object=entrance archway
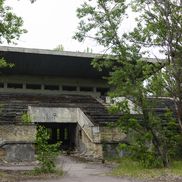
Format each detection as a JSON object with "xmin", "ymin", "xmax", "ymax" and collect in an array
[{"xmin": 38, "ymin": 122, "xmax": 77, "ymax": 150}]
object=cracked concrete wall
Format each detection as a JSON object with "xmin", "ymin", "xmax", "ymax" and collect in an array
[
  {"xmin": 99, "ymin": 127, "xmax": 126, "ymax": 143},
  {"xmin": 0, "ymin": 124, "xmax": 36, "ymax": 162},
  {"xmin": 0, "ymin": 124, "xmax": 36, "ymax": 143},
  {"xmin": 3, "ymin": 143, "xmax": 35, "ymax": 162}
]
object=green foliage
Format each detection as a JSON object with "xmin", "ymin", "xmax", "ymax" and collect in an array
[
  {"xmin": 54, "ymin": 44, "xmax": 64, "ymax": 51},
  {"xmin": 117, "ymin": 99, "xmax": 180, "ymax": 168},
  {"xmin": 111, "ymin": 157, "xmax": 182, "ymax": 179},
  {"xmin": 35, "ymin": 125, "xmax": 61, "ymax": 173},
  {"xmin": 21, "ymin": 112, "xmax": 31, "ymax": 124},
  {"xmin": 0, "ymin": 0, "xmax": 27, "ymax": 44},
  {"xmin": 74, "ymin": 0, "xmax": 182, "ymax": 168},
  {"xmin": 0, "ymin": 58, "xmax": 14, "ymax": 68},
  {"xmin": 0, "ymin": 0, "xmax": 28, "ymax": 69}
]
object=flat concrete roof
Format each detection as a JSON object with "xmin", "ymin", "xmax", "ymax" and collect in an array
[
  {"xmin": 0, "ymin": 46, "xmax": 108, "ymax": 79},
  {"xmin": 0, "ymin": 46, "xmax": 100, "ymax": 59},
  {"xmin": 0, "ymin": 46, "xmax": 164, "ymax": 79}
]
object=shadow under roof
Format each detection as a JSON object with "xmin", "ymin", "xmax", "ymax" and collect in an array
[{"xmin": 0, "ymin": 46, "xmax": 108, "ymax": 79}]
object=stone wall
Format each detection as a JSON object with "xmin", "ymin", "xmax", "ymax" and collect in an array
[{"xmin": 0, "ymin": 124, "xmax": 36, "ymax": 162}]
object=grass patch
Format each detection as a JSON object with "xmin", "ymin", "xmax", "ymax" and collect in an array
[
  {"xmin": 0, "ymin": 171, "xmax": 7, "ymax": 177},
  {"xmin": 0, "ymin": 168, "xmax": 63, "ymax": 182},
  {"xmin": 109, "ymin": 157, "xmax": 182, "ymax": 179},
  {"xmin": 171, "ymin": 161, "xmax": 182, "ymax": 176}
]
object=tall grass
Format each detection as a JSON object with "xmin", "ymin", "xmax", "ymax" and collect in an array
[{"xmin": 109, "ymin": 157, "xmax": 182, "ymax": 179}]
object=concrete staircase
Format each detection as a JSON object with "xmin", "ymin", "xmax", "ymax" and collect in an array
[{"xmin": 0, "ymin": 93, "xmax": 121, "ymax": 124}]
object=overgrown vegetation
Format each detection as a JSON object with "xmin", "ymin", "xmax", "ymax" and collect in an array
[
  {"xmin": 110, "ymin": 157, "xmax": 182, "ymax": 179},
  {"xmin": 74, "ymin": 0, "xmax": 182, "ymax": 168},
  {"xmin": 34, "ymin": 125, "xmax": 61, "ymax": 174},
  {"xmin": 21, "ymin": 112, "xmax": 32, "ymax": 124}
]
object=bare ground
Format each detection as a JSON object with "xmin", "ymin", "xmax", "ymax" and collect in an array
[{"xmin": 0, "ymin": 155, "xmax": 182, "ymax": 182}]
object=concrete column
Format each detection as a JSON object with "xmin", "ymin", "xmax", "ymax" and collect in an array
[
  {"xmin": 41, "ymin": 84, "xmax": 44, "ymax": 90},
  {"xmin": 4, "ymin": 83, "xmax": 7, "ymax": 89},
  {"xmin": 59, "ymin": 85, "xmax": 63, "ymax": 91},
  {"xmin": 22, "ymin": 83, "xmax": 26, "ymax": 89}
]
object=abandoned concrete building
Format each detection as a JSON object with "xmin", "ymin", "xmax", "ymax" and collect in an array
[{"xmin": 0, "ymin": 46, "xmax": 127, "ymax": 162}]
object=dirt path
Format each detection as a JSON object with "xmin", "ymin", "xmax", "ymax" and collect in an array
[
  {"xmin": 24, "ymin": 155, "xmax": 140, "ymax": 182},
  {"xmin": 1, "ymin": 155, "xmax": 181, "ymax": 182}
]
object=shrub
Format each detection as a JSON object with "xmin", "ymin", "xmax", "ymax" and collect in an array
[
  {"xmin": 35, "ymin": 125, "xmax": 61, "ymax": 173},
  {"xmin": 21, "ymin": 112, "xmax": 31, "ymax": 124}
]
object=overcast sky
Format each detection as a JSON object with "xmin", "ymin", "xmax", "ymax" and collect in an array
[
  {"xmin": 3, "ymin": 0, "xmax": 163, "ymax": 58},
  {"xmin": 4, "ymin": 0, "xmax": 103, "ymax": 52}
]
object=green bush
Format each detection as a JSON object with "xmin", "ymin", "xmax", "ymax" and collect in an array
[
  {"xmin": 35, "ymin": 125, "xmax": 61, "ymax": 173},
  {"xmin": 21, "ymin": 112, "xmax": 31, "ymax": 124}
]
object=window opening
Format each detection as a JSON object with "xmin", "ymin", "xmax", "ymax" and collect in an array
[
  {"xmin": 7, "ymin": 83, "xmax": 23, "ymax": 89},
  {"xmin": 47, "ymin": 128, "xmax": 52, "ymax": 138},
  {"xmin": 64, "ymin": 128, "xmax": 68, "ymax": 140},
  {"xmin": 0, "ymin": 83, "xmax": 4, "ymax": 88},
  {"xmin": 44, "ymin": 85, "xmax": 59, "ymax": 91},
  {"xmin": 80, "ymin": 86, "xmax": 93, "ymax": 92},
  {"xmin": 57, "ymin": 128, "xmax": 60, "ymax": 140},
  {"xmin": 62, "ymin": 85, "xmax": 77, "ymax": 91},
  {"xmin": 96, "ymin": 87, "xmax": 109, "ymax": 96},
  {"xmin": 26, "ymin": 84, "xmax": 41, "ymax": 90}
]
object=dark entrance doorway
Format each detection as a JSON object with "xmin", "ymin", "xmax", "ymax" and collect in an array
[{"xmin": 39, "ymin": 123, "xmax": 77, "ymax": 150}]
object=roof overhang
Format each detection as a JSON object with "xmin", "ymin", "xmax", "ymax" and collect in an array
[{"xmin": 0, "ymin": 46, "xmax": 108, "ymax": 79}]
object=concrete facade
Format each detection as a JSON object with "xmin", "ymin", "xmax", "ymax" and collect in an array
[
  {"xmin": 28, "ymin": 106, "xmax": 125, "ymax": 159},
  {"xmin": 0, "ymin": 46, "xmax": 125, "ymax": 162},
  {"xmin": 0, "ymin": 124, "xmax": 36, "ymax": 162},
  {"xmin": 0, "ymin": 75, "xmax": 108, "ymax": 97}
]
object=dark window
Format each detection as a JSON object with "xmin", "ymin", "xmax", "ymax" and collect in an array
[
  {"xmin": 79, "ymin": 130, "xmax": 82, "ymax": 139},
  {"xmin": 26, "ymin": 84, "xmax": 41, "ymax": 90},
  {"xmin": 7, "ymin": 83, "xmax": 23, "ymax": 89},
  {"xmin": 0, "ymin": 83, "xmax": 4, "ymax": 88},
  {"xmin": 64, "ymin": 128, "xmax": 68, "ymax": 140},
  {"xmin": 80, "ymin": 86, "xmax": 93, "ymax": 92},
  {"xmin": 57, "ymin": 128, "xmax": 60, "ymax": 140},
  {"xmin": 44, "ymin": 85, "xmax": 59, "ymax": 90},
  {"xmin": 96, "ymin": 87, "xmax": 109, "ymax": 96},
  {"xmin": 62, "ymin": 85, "xmax": 77, "ymax": 91}
]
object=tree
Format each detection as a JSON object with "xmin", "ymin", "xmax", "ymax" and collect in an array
[
  {"xmin": 0, "ymin": 0, "xmax": 27, "ymax": 44},
  {"xmin": 74, "ymin": 0, "xmax": 182, "ymax": 167},
  {"xmin": 0, "ymin": 0, "xmax": 28, "ymax": 67}
]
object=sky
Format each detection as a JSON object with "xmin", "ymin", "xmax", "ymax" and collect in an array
[
  {"xmin": 4, "ymin": 0, "xmax": 103, "ymax": 52},
  {"xmin": 2, "ymin": 0, "xmax": 163, "ymax": 58}
]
